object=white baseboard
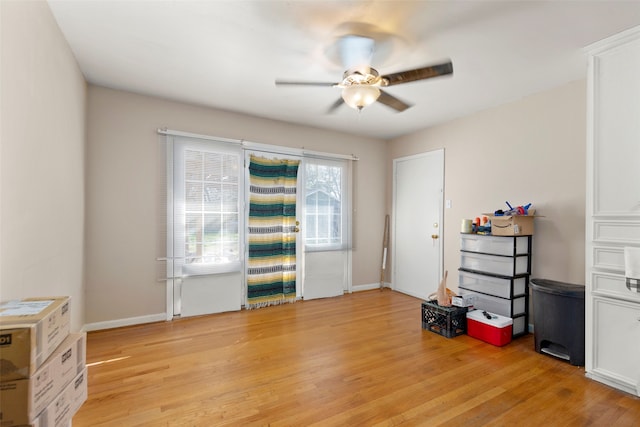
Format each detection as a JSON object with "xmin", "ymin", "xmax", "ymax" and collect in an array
[
  {"xmin": 82, "ymin": 286, "xmax": 387, "ymax": 331},
  {"xmin": 352, "ymin": 282, "xmax": 389, "ymax": 292},
  {"xmin": 82, "ymin": 313, "xmax": 167, "ymax": 332}
]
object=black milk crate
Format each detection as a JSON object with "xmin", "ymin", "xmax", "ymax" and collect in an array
[{"xmin": 421, "ymin": 300, "xmax": 468, "ymax": 338}]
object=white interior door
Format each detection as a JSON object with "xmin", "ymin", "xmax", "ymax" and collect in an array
[{"xmin": 392, "ymin": 150, "xmax": 444, "ymax": 300}]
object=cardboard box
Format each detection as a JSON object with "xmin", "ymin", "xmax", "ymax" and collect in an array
[
  {"xmin": 31, "ymin": 367, "xmax": 87, "ymax": 427},
  {"xmin": 452, "ymin": 294, "xmax": 477, "ymax": 308},
  {"xmin": 488, "ymin": 214, "xmax": 536, "ymax": 236},
  {"xmin": 466, "ymin": 309, "xmax": 513, "ymax": 347},
  {"xmin": 0, "ymin": 297, "xmax": 71, "ymax": 381},
  {"xmin": 0, "ymin": 332, "xmax": 86, "ymax": 425}
]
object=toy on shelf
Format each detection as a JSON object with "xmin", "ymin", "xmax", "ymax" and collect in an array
[
  {"xmin": 473, "ymin": 216, "xmax": 491, "ymax": 234},
  {"xmin": 494, "ymin": 201, "xmax": 531, "ymax": 216}
]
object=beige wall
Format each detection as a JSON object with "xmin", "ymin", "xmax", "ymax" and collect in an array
[
  {"xmin": 388, "ymin": 80, "xmax": 587, "ymax": 295},
  {"xmin": 0, "ymin": 1, "xmax": 86, "ymax": 330},
  {"xmin": 85, "ymin": 86, "xmax": 386, "ymax": 324}
]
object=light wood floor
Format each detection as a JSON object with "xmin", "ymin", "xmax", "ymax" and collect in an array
[{"xmin": 73, "ymin": 290, "xmax": 640, "ymax": 426}]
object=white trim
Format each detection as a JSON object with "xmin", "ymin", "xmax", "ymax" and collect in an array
[
  {"xmin": 584, "ymin": 24, "xmax": 640, "ymax": 55},
  {"xmin": 347, "ymin": 248, "xmax": 353, "ymax": 293},
  {"xmin": 158, "ymin": 128, "xmax": 241, "ymax": 145},
  {"xmin": 353, "ymin": 282, "xmax": 389, "ymax": 292},
  {"xmin": 182, "ymin": 261, "xmax": 242, "ymax": 276},
  {"xmin": 82, "ymin": 313, "xmax": 167, "ymax": 332},
  {"xmin": 165, "ymin": 137, "xmax": 174, "ymax": 321},
  {"xmin": 586, "ymin": 370, "xmax": 640, "ymax": 397},
  {"xmin": 157, "ymin": 128, "xmax": 359, "ymax": 161}
]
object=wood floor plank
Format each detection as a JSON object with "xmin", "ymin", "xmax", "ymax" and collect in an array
[{"xmin": 72, "ymin": 290, "xmax": 640, "ymax": 426}]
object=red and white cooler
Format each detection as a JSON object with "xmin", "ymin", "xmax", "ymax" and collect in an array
[{"xmin": 466, "ymin": 309, "xmax": 513, "ymax": 346}]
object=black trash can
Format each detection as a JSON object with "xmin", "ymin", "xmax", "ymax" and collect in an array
[{"xmin": 530, "ymin": 278, "xmax": 585, "ymax": 366}]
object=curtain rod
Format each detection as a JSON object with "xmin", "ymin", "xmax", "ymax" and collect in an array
[{"xmin": 157, "ymin": 128, "xmax": 359, "ymax": 161}]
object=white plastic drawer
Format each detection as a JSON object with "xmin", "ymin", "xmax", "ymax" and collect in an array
[
  {"xmin": 460, "ymin": 234, "xmax": 529, "ymax": 256},
  {"xmin": 460, "ymin": 252, "xmax": 529, "ymax": 276},
  {"xmin": 459, "ymin": 289, "xmax": 526, "ymax": 317},
  {"xmin": 459, "ymin": 270, "xmax": 527, "ymax": 298}
]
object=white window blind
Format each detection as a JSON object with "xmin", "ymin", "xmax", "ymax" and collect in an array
[
  {"xmin": 166, "ymin": 136, "xmax": 243, "ymax": 278},
  {"xmin": 182, "ymin": 149, "xmax": 240, "ymax": 269}
]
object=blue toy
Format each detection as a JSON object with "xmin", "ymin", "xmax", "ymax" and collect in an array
[{"xmin": 495, "ymin": 201, "xmax": 531, "ymax": 216}]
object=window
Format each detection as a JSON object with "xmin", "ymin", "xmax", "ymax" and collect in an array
[
  {"xmin": 304, "ymin": 158, "xmax": 349, "ymax": 250},
  {"xmin": 173, "ymin": 140, "xmax": 242, "ymax": 275}
]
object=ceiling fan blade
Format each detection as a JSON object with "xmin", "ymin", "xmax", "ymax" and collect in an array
[
  {"xmin": 381, "ymin": 61, "xmax": 453, "ymax": 86},
  {"xmin": 377, "ymin": 90, "xmax": 412, "ymax": 112},
  {"xmin": 327, "ymin": 98, "xmax": 344, "ymax": 113},
  {"xmin": 275, "ymin": 80, "xmax": 337, "ymax": 87}
]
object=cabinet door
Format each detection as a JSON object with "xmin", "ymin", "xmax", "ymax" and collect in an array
[
  {"xmin": 590, "ymin": 297, "xmax": 640, "ymax": 396},
  {"xmin": 591, "ymin": 36, "xmax": 640, "ymax": 216}
]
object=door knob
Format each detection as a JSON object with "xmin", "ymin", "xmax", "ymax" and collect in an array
[
  {"xmin": 294, "ymin": 226, "xmax": 300, "ymax": 233},
  {"xmin": 431, "ymin": 234, "xmax": 439, "ymax": 239}
]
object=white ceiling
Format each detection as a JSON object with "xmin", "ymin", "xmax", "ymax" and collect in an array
[{"xmin": 48, "ymin": 0, "xmax": 640, "ymax": 140}]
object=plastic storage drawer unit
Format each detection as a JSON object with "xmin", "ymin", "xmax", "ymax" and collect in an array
[{"xmin": 459, "ymin": 234, "xmax": 532, "ymax": 339}]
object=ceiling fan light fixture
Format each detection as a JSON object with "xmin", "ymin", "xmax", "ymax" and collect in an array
[{"xmin": 341, "ymin": 85, "xmax": 381, "ymax": 111}]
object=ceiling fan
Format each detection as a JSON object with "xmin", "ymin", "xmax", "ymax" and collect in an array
[{"xmin": 275, "ymin": 35, "xmax": 453, "ymax": 113}]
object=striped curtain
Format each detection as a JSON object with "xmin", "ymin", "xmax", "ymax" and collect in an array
[{"xmin": 247, "ymin": 155, "xmax": 300, "ymax": 308}]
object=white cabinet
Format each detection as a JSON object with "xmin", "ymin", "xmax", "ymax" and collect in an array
[
  {"xmin": 585, "ymin": 25, "xmax": 640, "ymax": 397},
  {"xmin": 590, "ymin": 297, "xmax": 640, "ymax": 396}
]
